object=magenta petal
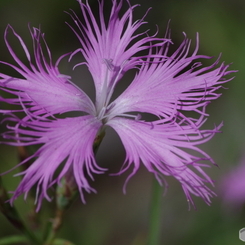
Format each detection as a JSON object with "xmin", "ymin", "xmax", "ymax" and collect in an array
[
  {"xmin": 111, "ymin": 34, "xmax": 235, "ymax": 118},
  {"xmin": 107, "ymin": 116, "xmax": 220, "ymax": 208},
  {"xmin": 68, "ymin": 0, "xmax": 168, "ymax": 106},
  {"xmin": 5, "ymin": 115, "xmax": 104, "ymax": 210},
  {"xmin": 0, "ymin": 25, "xmax": 95, "ymax": 116}
]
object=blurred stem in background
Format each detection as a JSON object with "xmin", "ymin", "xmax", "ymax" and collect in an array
[
  {"xmin": 147, "ymin": 178, "xmax": 163, "ymax": 245},
  {"xmin": 43, "ymin": 177, "xmax": 78, "ymax": 245}
]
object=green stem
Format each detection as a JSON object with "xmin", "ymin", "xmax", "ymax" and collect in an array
[
  {"xmin": 0, "ymin": 177, "xmax": 41, "ymax": 245},
  {"xmin": 42, "ymin": 209, "xmax": 65, "ymax": 245},
  {"xmin": 147, "ymin": 178, "xmax": 162, "ymax": 245}
]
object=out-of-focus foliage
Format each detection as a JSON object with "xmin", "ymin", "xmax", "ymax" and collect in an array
[{"xmin": 0, "ymin": 0, "xmax": 244, "ymax": 244}]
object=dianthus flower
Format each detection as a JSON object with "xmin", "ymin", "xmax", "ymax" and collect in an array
[{"xmin": 0, "ymin": 0, "xmax": 235, "ymax": 210}]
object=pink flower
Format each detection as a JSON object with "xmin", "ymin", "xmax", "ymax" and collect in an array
[
  {"xmin": 220, "ymin": 155, "xmax": 245, "ymax": 209},
  {"xmin": 0, "ymin": 0, "xmax": 235, "ymax": 210}
]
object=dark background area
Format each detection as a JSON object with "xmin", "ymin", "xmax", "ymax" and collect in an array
[{"xmin": 0, "ymin": 0, "xmax": 244, "ymax": 244}]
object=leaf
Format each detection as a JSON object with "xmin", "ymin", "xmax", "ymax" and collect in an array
[
  {"xmin": 53, "ymin": 238, "xmax": 76, "ymax": 245},
  {"xmin": 0, "ymin": 235, "xmax": 28, "ymax": 244}
]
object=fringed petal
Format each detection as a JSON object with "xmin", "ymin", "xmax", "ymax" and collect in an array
[
  {"xmin": 2, "ymin": 115, "xmax": 104, "ymax": 210},
  {"xmin": 0, "ymin": 25, "xmax": 95, "ymax": 117},
  {"xmin": 67, "ymin": 0, "xmax": 169, "ymax": 107},
  {"xmin": 111, "ymin": 34, "xmax": 236, "ymax": 119},
  {"xmin": 107, "ymin": 115, "xmax": 222, "ymax": 208}
]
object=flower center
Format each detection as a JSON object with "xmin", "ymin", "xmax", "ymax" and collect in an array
[{"xmin": 95, "ymin": 59, "xmax": 142, "ymax": 124}]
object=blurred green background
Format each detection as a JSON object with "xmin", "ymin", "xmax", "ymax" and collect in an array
[{"xmin": 0, "ymin": 0, "xmax": 245, "ymax": 244}]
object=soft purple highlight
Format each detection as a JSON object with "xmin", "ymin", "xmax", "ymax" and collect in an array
[{"xmin": 220, "ymin": 155, "xmax": 245, "ymax": 209}]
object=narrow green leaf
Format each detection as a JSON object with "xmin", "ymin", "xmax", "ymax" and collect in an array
[
  {"xmin": 0, "ymin": 235, "xmax": 28, "ymax": 244},
  {"xmin": 0, "ymin": 177, "xmax": 41, "ymax": 245}
]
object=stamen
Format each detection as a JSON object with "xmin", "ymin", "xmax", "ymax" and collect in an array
[
  {"xmin": 104, "ymin": 59, "xmax": 129, "ymax": 107},
  {"xmin": 96, "ymin": 59, "xmax": 130, "ymax": 123},
  {"xmin": 106, "ymin": 102, "xmax": 115, "ymax": 111},
  {"xmin": 105, "ymin": 111, "xmax": 143, "ymax": 123},
  {"xmin": 96, "ymin": 106, "xmax": 106, "ymax": 121},
  {"xmin": 103, "ymin": 59, "xmax": 114, "ymax": 71},
  {"xmin": 135, "ymin": 114, "xmax": 141, "ymax": 121}
]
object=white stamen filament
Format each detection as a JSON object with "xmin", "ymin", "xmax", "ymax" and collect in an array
[
  {"xmin": 96, "ymin": 59, "xmax": 135, "ymax": 123},
  {"xmin": 104, "ymin": 60, "xmax": 127, "ymax": 107},
  {"xmin": 96, "ymin": 60, "xmax": 111, "ymax": 113}
]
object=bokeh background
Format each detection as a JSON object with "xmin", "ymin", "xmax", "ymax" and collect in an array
[{"xmin": 0, "ymin": 0, "xmax": 244, "ymax": 244}]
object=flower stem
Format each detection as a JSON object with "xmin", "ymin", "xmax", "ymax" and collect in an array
[
  {"xmin": 43, "ymin": 209, "xmax": 65, "ymax": 245},
  {"xmin": 147, "ymin": 178, "xmax": 162, "ymax": 245}
]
